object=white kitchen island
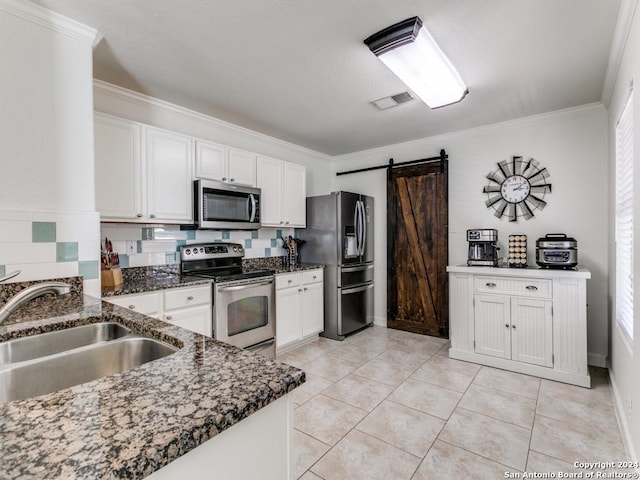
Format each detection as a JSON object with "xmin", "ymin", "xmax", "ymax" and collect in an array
[{"xmin": 447, "ymin": 265, "xmax": 591, "ymax": 388}]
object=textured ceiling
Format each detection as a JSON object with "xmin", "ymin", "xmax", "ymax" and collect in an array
[{"xmin": 33, "ymin": 0, "xmax": 622, "ymax": 155}]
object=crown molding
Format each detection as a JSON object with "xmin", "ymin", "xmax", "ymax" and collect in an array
[
  {"xmin": 601, "ymin": 0, "xmax": 638, "ymax": 107},
  {"xmin": 333, "ymin": 103, "xmax": 606, "ymax": 163},
  {"xmin": 0, "ymin": 0, "xmax": 99, "ymax": 47},
  {"xmin": 93, "ymin": 80, "xmax": 332, "ymax": 160}
]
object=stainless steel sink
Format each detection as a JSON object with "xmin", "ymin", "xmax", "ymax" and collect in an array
[
  {"xmin": 0, "ymin": 322, "xmax": 132, "ymax": 365},
  {"xmin": 0, "ymin": 324, "xmax": 178, "ymax": 403}
]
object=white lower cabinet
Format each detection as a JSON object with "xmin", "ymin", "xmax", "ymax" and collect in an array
[
  {"xmin": 275, "ymin": 269, "xmax": 323, "ymax": 352},
  {"xmin": 447, "ymin": 266, "xmax": 591, "ymax": 387},
  {"xmin": 104, "ymin": 284, "xmax": 212, "ymax": 337}
]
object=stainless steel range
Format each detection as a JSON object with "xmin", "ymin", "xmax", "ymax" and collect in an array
[{"xmin": 179, "ymin": 242, "xmax": 275, "ymax": 358}]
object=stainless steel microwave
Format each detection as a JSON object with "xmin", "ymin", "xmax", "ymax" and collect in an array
[{"xmin": 194, "ymin": 179, "xmax": 261, "ymax": 230}]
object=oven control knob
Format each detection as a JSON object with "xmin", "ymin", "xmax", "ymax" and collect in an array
[
  {"xmin": 185, "ymin": 249, "xmax": 191, "ymax": 255},
  {"xmin": 233, "ymin": 246, "xmax": 238, "ymax": 252}
]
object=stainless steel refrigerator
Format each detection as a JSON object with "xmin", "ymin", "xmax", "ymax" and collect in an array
[{"xmin": 297, "ymin": 191, "xmax": 374, "ymax": 340}]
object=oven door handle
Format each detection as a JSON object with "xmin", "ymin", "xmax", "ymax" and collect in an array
[
  {"xmin": 217, "ymin": 280, "xmax": 274, "ymax": 292},
  {"xmin": 340, "ymin": 283, "xmax": 374, "ymax": 295},
  {"xmin": 245, "ymin": 337, "xmax": 275, "ymax": 352}
]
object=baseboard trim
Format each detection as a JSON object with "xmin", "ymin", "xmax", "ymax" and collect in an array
[{"xmin": 609, "ymin": 369, "xmax": 637, "ymax": 460}]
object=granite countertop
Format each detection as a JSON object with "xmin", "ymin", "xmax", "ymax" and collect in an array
[
  {"xmin": 101, "ymin": 266, "xmax": 210, "ymax": 297},
  {"xmin": 0, "ymin": 293, "xmax": 305, "ymax": 479}
]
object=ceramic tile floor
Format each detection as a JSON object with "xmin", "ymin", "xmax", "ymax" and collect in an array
[{"xmin": 277, "ymin": 326, "xmax": 628, "ymax": 480}]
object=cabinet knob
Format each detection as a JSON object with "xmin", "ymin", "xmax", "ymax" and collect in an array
[
  {"xmin": 512, "ymin": 325, "xmax": 517, "ymax": 329},
  {"xmin": 166, "ymin": 315, "xmax": 173, "ymax": 321},
  {"xmin": 525, "ymin": 285, "xmax": 538, "ymax": 291},
  {"xmin": 136, "ymin": 214, "xmax": 143, "ymax": 218},
  {"xmin": 313, "ymin": 275, "xmax": 317, "ymax": 280},
  {"xmin": 230, "ymin": 178, "xmax": 235, "ymax": 182},
  {"xmin": 288, "ymin": 279, "xmax": 292, "ymax": 284},
  {"xmin": 128, "ymin": 305, "xmax": 136, "ymax": 310},
  {"xmin": 285, "ymin": 221, "xmax": 290, "ymax": 225},
  {"xmin": 280, "ymin": 221, "xmax": 284, "ymax": 224},
  {"xmin": 187, "ymin": 296, "xmax": 194, "ymax": 301},
  {"xmin": 222, "ymin": 177, "xmax": 227, "ymax": 181},
  {"xmin": 486, "ymin": 282, "xmax": 497, "ymax": 288},
  {"xmin": 505, "ymin": 324, "xmax": 509, "ymax": 328},
  {"xmin": 303, "ymin": 287, "xmax": 308, "ymax": 291},
  {"xmin": 298, "ymin": 288, "xmax": 303, "ymax": 293},
  {"xmin": 149, "ymin": 214, "xmax": 156, "ymax": 219}
]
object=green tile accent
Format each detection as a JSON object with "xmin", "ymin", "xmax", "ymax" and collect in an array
[
  {"xmin": 32, "ymin": 222, "xmax": 56, "ymax": 242},
  {"xmin": 78, "ymin": 261, "xmax": 99, "ymax": 280},
  {"xmin": 251, "ymin": 230, "xmax": 259, "ymax": 239},
  {"xmin": 142, "ymin": 227, "xmax": 154, "ymax": 240},
  {"xmin": 276, "ymin": 229, "xmax": 283, "ymax": 238},
  {"xmin": 136, "ymin": 241, "xmax": 142, "ymax": 253},
  {"xmin": 244, "ymin": 239, "xmax": 252, "ymax": 248},
  {"xmin": 270, "ymin": 238, "xmax": 277, "ymax": 247},
  {"xmin": 165, "ymin": 253, "xmax": 177, "ymax": 264},
  {"xmin": 56, "ymin": 242, "xmax": 78, "ymax": 262},
  {"xmin": 119, "ymin": 254, "xmax": 130, "ymax": 267},
  {"xmin": 0, "ymin": 265, "xmax": 5, "ymax": 278},
  {"xmin": 222, "ymin": 231, "xmax": 230, "ymax": 240},
  {"xmin": 186, "ymin": 230, "xmax": 196, "ymax": 240},
  {"xmin": 264, "ymin": 248, "xmax": 271, "ymax": 256},
  {"xmin": 176, "ymin": 240, "xmax": 186, "ymax": 251},
  {"xmin": 214, "ymin": 239, "xmax": 222, "ymax": 243}
]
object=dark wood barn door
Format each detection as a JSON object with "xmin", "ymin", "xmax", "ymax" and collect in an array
[{"xmin": 387, "ymin": 161, "xmax": 449, "ymax": 338}]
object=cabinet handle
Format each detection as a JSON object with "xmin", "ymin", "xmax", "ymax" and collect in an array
[
  {"xmin": 149, "ymin": 214, "xmax": 156, "ymax": 219},
  {"xmin": 303, "ymin": 287, "xmax": 308, "ymax": 291},
  {"xmin": 526, "ymin": 285, "xmax": 538, "ymax": 291},
  {"xmin": 512, "ymin": 325, "xmax": 516, "ymax": 329},
  {"xmin": 166, "ymin": 315, "xmax": 173, "ymax": 321},
  {"xmin": 288, "ymin": 279, "xmax": 292, "ymax": 284},
  {"xmin": 312, "ymin": 275, "xmax": 317, "ymax": 280},
  {"xmin": 128, "ymin": 305, "xmax": 136, "ymax": 310},
  {"xmin": 486, "ymin": 282, "xmax": 497, "ymax": 288},
  {"xmin": 136, "ymin": 214, "xmax": 143, "ymax": 218},
  {"xmin": 505, "ymin": 324, "xmax": 509, "ymax": 328},
  {"xmin": 230, "ymin": 178, "xmax": 235, "ymax": 182},
  {"xmin": 222, "ymin": 177, "xmax": 227, "ymax": 181},
  {"xmin": 285, "ymin": 221, "xmax": 290, "ymax": 225},
  {"xmin": 187, "ymin": 296, "xmax": 194, "ymax": 301},
  {"xmin": 280, "ymin": 221, "xmax": 284, "ymax": 225},
  {"xmin": 298, "ymin": 288, "xmax": 303, "ymax": 293}
]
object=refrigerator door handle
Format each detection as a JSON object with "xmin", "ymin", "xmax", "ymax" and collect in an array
[
  {"xmin": 360, "ymin": 200, "xmax": 367, "ymax": 257},
  {"xmin": 354, "ymin": 201, "xmax": 361, "ymax": 256},
  {"xmin": 357, "ymin": 200, "xmax": 364, "ymax": 256},
  {"xmin": 341, "ymin": 283, "xmax": 374, "ymax": 295}
]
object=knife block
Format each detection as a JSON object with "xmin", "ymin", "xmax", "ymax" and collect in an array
[{"xmin": 101, "ymin": 267, "xmax": 123, "ymax": 288}]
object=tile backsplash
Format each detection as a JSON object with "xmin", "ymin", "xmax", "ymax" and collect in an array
[
  {"xmin": 0, "ymin": 209, "xmax": 101, "ymax": 296},
  {"xmin": 100, "ymin": 224, "xmax": 294, "ymax": 268}
]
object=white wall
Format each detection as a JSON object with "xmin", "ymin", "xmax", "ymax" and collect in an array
[
  {"xmin": 332, "ymin": 104, "xmax": 609, "ymax": 366},
  {"xmin": 606, "ymin": 0, "xmax": 640, "ymax": 462},
  {"xmin": 0, "ymin": 0, "xmax": 101, "ymax": 296},
  {"xmin": 93, "ymin": 81, "xmax": 334, "ymax": 197}
]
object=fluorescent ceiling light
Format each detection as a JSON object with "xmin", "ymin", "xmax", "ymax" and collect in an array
[{"xmin": 364, "ymin": 16, "xmax": 468, "ymax": 109}]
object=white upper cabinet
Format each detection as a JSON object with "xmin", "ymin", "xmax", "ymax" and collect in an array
[
  {"xmin": 195, "ymin": 140, "xmax": 256, "ymax": 187},
  {"xmin": 256, "ymin": 155, "xmax": 306, "ymax": 228},
  {"xmin": 94, "ymin": 114, "xmax": 143, "ymax": 219},
  {"xmin": 145, "ymin": 127, "xmax": 194, "ymax": 223},
  {"xmin": 94, "ymin": 113, "xmax": 194, "ymax": 224}
]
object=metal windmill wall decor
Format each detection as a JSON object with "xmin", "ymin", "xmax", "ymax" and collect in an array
[{"xmin": 483, "ymin": 156, "xmax": 552, "ymax": 222}]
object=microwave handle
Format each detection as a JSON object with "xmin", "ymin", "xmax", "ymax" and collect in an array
[{"xmin": 248, "ymin": 194, "xmax": 257, "ymax": 222}]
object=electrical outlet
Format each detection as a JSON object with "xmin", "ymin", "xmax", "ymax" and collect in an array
[{"xmin": 125, "ymin": 241, "xmax": 137, "ymax": 255}]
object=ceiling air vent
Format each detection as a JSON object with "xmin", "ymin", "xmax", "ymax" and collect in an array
[{"xmin": 371, "ymin": 91, "xmax": 415, "ymax": 110}]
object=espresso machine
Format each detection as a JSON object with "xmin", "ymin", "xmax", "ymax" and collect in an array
[{"xmin": 467, "ymin": 229, "xmax": 499, "ymax": 266}]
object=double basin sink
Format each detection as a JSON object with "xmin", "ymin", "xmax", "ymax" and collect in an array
[{"xmin": 0, "ymin": 322, "xmax": 178, "ymax": 403}]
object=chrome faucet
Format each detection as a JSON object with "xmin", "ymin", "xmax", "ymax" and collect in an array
[{"xmin": 0, "ymin": 281, "xmax": 71, "ymax": 324}]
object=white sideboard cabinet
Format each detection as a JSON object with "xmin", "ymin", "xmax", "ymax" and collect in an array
[{"xmin": 447, "ymin": 266, "xmax": 591, "ymax": 387}]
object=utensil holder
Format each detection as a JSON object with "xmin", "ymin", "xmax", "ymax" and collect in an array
[{"xmin": 101, "ymin": 268, "xmax": 123, "ymax": 288}]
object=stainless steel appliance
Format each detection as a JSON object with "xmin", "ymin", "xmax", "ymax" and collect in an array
[
  {"xmin": 179, "ymin": 242, "xmax": 276, "ymax": 357},
  {"xmin": 467, "ymin": 229, "xmax": 499, "ymax": 266},
  {"xmin": 297, "ymin": 191, "xmax": 374, "ymax": 340},
  {"xmin": 194, "ymin": 179, "xmax": 261, "ymax": 230},
  {"xmin": 536, "ymin": 233, "xmax": 578, "ymax": 269}
]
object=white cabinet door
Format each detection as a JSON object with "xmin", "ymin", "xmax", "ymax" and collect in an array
[
  {"xmin": 474, "ymin": 294, "xmax": 511, "ymax": 359},
  {"xmin": 257, "ymin": 155, "xmax": 284, "ymax": 226},
  {"xmin": 302, "ymin": 281, "xmax": 324, "ymax": 337},
  {"xmin": 510, "ymin": 298, "xmax": 553, "ymax": 367},
  {"xmin": 228, "ymin": 147, "xmax": 256, "ymax": 186},
  {"xmin": 195, "ymin": 140, "xmax": 227, "ymax": 181},
  {"xmin": 284, "ymin": 162, "xmax": 306, "ymax": 227},
  {"xmin": 94, "ymin": 114, "xmax": 143, "ymax": 220},
  {"xmin": 276, "ymin": 286, "xmax": 302, "ymax": 348},
  {"xmin": 104, "ymin": 291, "xmax": 161, "ymax": 316},
  {"xmin": 164, "ymin": 305, "xmax": 212, "ymax": 337},
  {"xmin": 146, "ymin": 127, "xmax": 194, "ymax": 223}
]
